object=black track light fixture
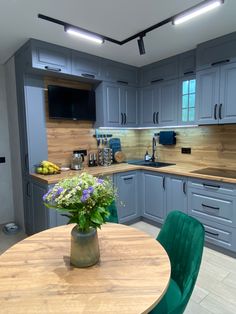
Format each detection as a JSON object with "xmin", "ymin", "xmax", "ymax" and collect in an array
[{"xmin": 137, "ymin": 36, "xmax": 146, "ymax": 55}]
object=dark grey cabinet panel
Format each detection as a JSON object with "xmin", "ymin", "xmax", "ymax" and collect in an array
[
  {"xmin": 142, "ymin": 171, "xmax": 165, "ymax": 223},
  {"xmin": 166, "ymin": 176, "xmax": 187, "ymax": 214},
  {"xmin": 106, "ymin": 84, "xmax": 121, "ymax": 126},
  {"xmin": 102, "ymin": 60, "xmax": 138, "ymax": 85},
  {"xmin": 121, "ymin": 86, "xmax": 138, "ymax": 127},
  {"xmin": 71, "ymin": 51, "xmax": 102, "ymax": 79},
  {"xmin": 140, "ymin": 85, "xmax": 159, "ymax": 126},
  {"xmin": 140, "ymin": 56, "xmax": 178, "ymax": 86},
  {"xmin": 196, "ymin": 67, "xmax": 220, "ymax": 125},
  {"xmin": 31, "ymin": 40, "xmax": 71, "ymax": 74},
  {"xmin": 31, "ymin": 181, "xmax": 48, "ymax": 234},
  {"xmin": 179, "ymin": 49, "xmax": 196, "ymax": 77},
  {"xmin": 159, "ymin": 79, "xmax": 178, "ymax": 126},
  {"xmin": 196, "ymin": 31, "xmax": 236, "ymax": 70},
  {"xmin": 114, "ymin": 171, "xmax": 139, "ymax": 223}
]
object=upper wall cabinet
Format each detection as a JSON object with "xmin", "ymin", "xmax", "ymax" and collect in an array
[
  {"xmin": 31, "ymin": 40, "xmax": 72, "ymax": 74},
  {"xmin": 196, "ymin": 32, "xmax": 236, "ymax": 70},
  {"xmin": 140, "ymin": 55, "xmax": 178, "ymax": 86},
  {"xmin": 71, "ymin": 51, "xmax": 103, "ymax": 80},
  {"xmin": 196, "ymin": 62, "xmax": 236, "ymax": 125},
  {"xmin": 178, "ymin": 49, "xmax": 196, "ymax": 77},
  {"xmin": 101, "ymin": 60, "xmax": 138, "ymax": 86}
]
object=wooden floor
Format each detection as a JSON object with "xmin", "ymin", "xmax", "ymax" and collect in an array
[{"xmin": 1, "ymin": 222, "xmax": 236, "ymax": 313}]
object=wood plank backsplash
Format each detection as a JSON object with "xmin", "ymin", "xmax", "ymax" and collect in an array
[{"xmin": 45, "ymin": 77, "xmax": 236, "ymax": 168}]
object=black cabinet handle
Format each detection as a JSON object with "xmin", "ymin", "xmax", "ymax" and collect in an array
[
  {"xmin": 117, "ymin": 80, "xmax": 128, "ymax": 85},
  {"xmin": 205, "ymin": 230, "xmax": 219, "ymax": 237},
  {"xmin": 156, "ymin": 112, "xmax": 159, "ymax": 124},
  {"xmin": 202, "ymin": 203, "xmax": 220, "ymax": 210},
  {"xmin": 162, "ymin": 177, "xmax": 166, "ymax": 190},
  {"xmin": 183, "ymin": 181, "xmax": 187, "ymax": 194},
  {"xmin": 211, "ymin": 59, "xmax": 230, "ymax": 67},
  {"xmin": 214, "ymin": 104, "xmax": 218, "ymax": 120},
  {"xmin": 121, "ymin": 113, "xmax": 124, "ymax": 125},
  {"xmin": 124, "ymin": 113, "xmax": 127, "ymax": 125},
  {"xmin": 184, "ymin": 70, "xmax": 194, "ymax": 75},
  {"xmin": 26, "ymin": 182, "xmax": 31, "ymax": 197},
  {"xmin": 81, "ymin": 73, "xmax": 95, "ymax": 79},
  {"xmin": 153, "ymin": 112, "xmax": 156, "ymax": 124},
  {"xmin": 44, "ymin": 66, "xmax": 61, "ymax": 72},
  {"xmin": 219, "ymin": 103, "xmax": 223, "ymax": 120},
  {"xmin": 151, "ymin": 78, "xmax": 164, "ymax": 84},
  {"xmin": 203, "ymin": 183, "xmax": 220, "ymax": 189},
  {"xmin": 124, "ymin": 177, "xmax": 133, "ymax": 181}
]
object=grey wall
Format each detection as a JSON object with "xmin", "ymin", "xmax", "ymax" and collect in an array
[
  {"xmin": 0, "ymin": 65, "xmax": 14, "ymax": 224},
  {"xmin": 4, "ymin": 58, "xmax": 24, "ymax": 229}
]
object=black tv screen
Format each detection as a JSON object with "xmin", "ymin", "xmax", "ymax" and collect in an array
[{"xmin": 47, "ymin": 85, "xmax": 96, "ymax": 121}]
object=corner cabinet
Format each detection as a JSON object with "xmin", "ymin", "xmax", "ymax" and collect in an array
[
  {"xmin": 114, "ymin": 171, "xmax": 140, "ymax": 223},
  {"xmin": 196, "ymin": 62, "xmax": 236, "ymax": 125},
  {"xmin": 95, "ymin": 82, "xmax": 138, "ymax": 128}
]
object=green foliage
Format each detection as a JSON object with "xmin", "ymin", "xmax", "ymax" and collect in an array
[{"xmin": 43, "ymin": 173, "xmax": 116, "ymax": 232}]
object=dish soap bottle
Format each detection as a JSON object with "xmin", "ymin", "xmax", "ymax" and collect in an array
[{"xmin": 144, "ymin": 150, "xmax": 151, "ymax": 161}]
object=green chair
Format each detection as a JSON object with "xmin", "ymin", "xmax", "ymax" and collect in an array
[
  {"xmin": 150, "ymin": 211, "xmax": 205, "ymax": 314},
  {"xmin": 105, "ymin": 201, "xmax": 119, "ymax": 223}
]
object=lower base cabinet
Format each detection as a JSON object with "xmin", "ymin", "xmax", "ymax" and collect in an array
[{"xmin": 166, "ymin": 176, "xmax": 187, "ymax": 214}]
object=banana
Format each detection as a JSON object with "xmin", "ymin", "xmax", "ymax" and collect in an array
[{"xmin": 41, "ymin": 160, "xmax": 60, "ymax": 171}]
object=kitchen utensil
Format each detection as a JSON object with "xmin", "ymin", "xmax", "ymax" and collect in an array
[
  {"xmin": 98, "ymin": 148, "xmax": 112, "ymax": 166},
  {"xmin": 114, "ymin": 151, "xmax": 126, "ymax": 163}
]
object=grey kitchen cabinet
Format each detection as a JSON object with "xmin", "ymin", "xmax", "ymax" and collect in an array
[
  {"xmin": 101, "ymin": 59, "xmax": 138, "ymax": 85},
  {"xmin": 197, "ymin": 62, "xmax": 236, "ymax": 125},
  {"xmin": 178, "ymin": 49, "xmax": 196, "ymax": 77},
  {"xmin": 142, "ymin": 171, "xmax": 166, "ymax": 223},
  {"xmin": 166, "ymin": 176, "xmax": 187, "ymax": 214},
  {"xmin": 196, "ymin": 31, "xmax": 236, "ymax": 70},
  {"xmin": 139, "ymin": 85, "xmax": 159, "ymax": 126},
  {"xmin": 140, "ymin": 55, "xmax": 178, "ymax": 86},
  {"xmin": 95, "ymin": 82, "xmax": 138, "ymax": 127},
  {"xmin": 188, "ymin": 178, "xmax": 236, "ymax": 252},
  {"xmin": 31, "ymin": 39, "xmax": 72, "ymax": 74},
  {"xmin": 71, "ymin": 51, "xmax": 103, "ymax": 80},
  {"xmin": 159, "ymin": 79, "xmax": 178, "ymax": 126},
  {"xmin": 114, "ymin": 171, "xmax": 140, "ymax": 223}
]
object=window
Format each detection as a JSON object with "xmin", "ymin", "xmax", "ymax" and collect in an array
[{"xmin": 182, "ymin": 79, "xmax": 196, "ymax": 122}]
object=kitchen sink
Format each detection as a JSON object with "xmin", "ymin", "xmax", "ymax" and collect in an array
[{"xmin": 128, "ymin": 160, "xmax": 175, "ymax": 168}]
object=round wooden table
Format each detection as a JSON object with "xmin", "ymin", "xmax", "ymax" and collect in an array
[{"xmin": 0, "ymin": 223, "xmax": 170, "ymax": 314}]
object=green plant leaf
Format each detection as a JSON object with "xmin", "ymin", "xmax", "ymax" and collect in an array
[{"xmin": 91, "ymin": 210, "xmax": 103, "ymax": 225}]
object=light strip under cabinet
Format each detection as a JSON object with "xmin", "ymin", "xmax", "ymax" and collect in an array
[{"xmin": 172, "ymin": 0, "xmax": 224, "ymax": 25}]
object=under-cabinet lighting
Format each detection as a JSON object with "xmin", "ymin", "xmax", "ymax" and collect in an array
[
  {"xmin": 173, "ymin": 0, "xmax": 224, "ymax": 25},
  {"xmin": 98, "ymin": 125, "xmax": 198, "ymax": 130},
  {"xmin": 65, "ymin": 26, "xmax": 104, "ymax": 44}
]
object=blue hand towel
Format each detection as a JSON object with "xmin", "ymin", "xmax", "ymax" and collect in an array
[{"xmin": 159, "ymin": 131, "xmax": 176, "ymax": 145}]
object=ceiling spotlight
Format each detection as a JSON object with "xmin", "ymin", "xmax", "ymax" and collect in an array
[
  {"xmin": 173, "ymin": 0, "xmax": 224, "ymax": 25},
  {"xmin": 65, "ymin": 26, "xmax": 104, "ymax": 44},
  {"xmin": 137, "ymin": 36, "xmax": 146, "ymax": 55}
]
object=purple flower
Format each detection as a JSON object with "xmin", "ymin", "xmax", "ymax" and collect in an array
[
  {"xmin": 42, "ymin": 189, "xmax": 52, "ymax": 202},
  {"xmin": 81, "ymin": 193, "xmax": 90, "ymax": 203},
  {"xmin": 97, "ymin": 178, "xmax": 104, "ymax": 184},
  {"xmin": 83, "ymin": 189, "xmax": 89, "ymax": 195},
  {"xmin": 88, "ymin": 186, "xmax": 94, "ymax": 194},
  {"xmin": 56, "ymin": 187, "xmax": 64, "ymax": 195}
]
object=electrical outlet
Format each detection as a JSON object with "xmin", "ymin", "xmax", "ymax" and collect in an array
[
  {"xmin": 73, "ymin": 150, "xmax": 87, "ymax": 156},
  {"xmin": 0, "ymin": 157, "xmax": 6, "ymax": 163},
  {"xmin": 181, "ymin": 148, "xmax": 191, "ymax": 154}
]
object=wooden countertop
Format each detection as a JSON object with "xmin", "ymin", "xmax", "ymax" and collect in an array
[
  {"xmin": 30, "ymin": 162, "xmax": 236, "ymax": 185},
  {"xmin": 0, "ymin": 223, "xmax": 170, "ymax": 314}
]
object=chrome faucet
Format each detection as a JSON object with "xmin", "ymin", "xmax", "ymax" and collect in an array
[{"xmin": 151, "ymin": 137, "xmax": 157, "ymax": 162}]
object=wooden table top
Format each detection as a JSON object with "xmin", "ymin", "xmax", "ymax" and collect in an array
[{"xmin": 0, "ymin": 223, "xmax": 170, "ymax": 314}]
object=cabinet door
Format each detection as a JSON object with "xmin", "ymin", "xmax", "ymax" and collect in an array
[
  {"xmin": 166, "ymin": 176, "xmax": 187, "ymax": 214},
  {"xmin": 105, "ymin": 84, "xmax": 122, "ymax": 126},
  {"xmin": 196, "ymin": 67, "xmax": 220, "ymax": 125},
  {"xmin": 122, "ymin": 86, "xmax": 138, "ymax": 127},
  {"xmin": 115, "ymin": 172, "xmax": 139, "ymax": 223},
  {"xmin": 71, "ymin": 51, "xmax": 102, "ymax": 79},
  {"xmin": 102, "ymin": 60, "xmax": 138, "ymax": 85},
  {"xmin": 159, "ymin": 80, "xmax": 178, "ymax": 126},
  {"xmin": 142, "ymin": 172, "xmax": 166, "ymax": 223},
  {"xmin": 31, "ymin": 182, "xmax": 48, "ymax": 234},
  {"xmin": 140, "ymin": 86, "xmax": 158, "ymax": 126},
  {"xmin": 179, "ymin": 49, "xmax": 196, "ymax": 77},
  {"xmin": 31, "ymin": 40, "xmax": 71, "ymax": 74},
  {"xmin": 219, "ymin": 62, "xmax": 236, "ymax": 124}
]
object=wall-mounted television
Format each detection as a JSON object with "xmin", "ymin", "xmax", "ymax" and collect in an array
[{"xmin": 47, "ymin": 85, "xmax": 96, "ymax": 121}]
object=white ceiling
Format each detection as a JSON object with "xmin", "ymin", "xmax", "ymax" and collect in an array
[{"xmin": 0, "ymin": 0, "xmax": 236, "ymax": 66}]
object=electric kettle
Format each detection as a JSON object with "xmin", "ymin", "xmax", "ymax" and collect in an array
[{"xmin": 71, "ymin": 152, "xmax": 84, "ymax": 170}]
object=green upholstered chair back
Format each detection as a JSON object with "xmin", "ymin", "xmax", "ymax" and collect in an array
[
  {"xmin": 105, "ymin": 201, "xmax": 119, "ymax": 223},
  {"xmin": 157, "ymin": 211, "xmax": 205, "ymax": 313}
]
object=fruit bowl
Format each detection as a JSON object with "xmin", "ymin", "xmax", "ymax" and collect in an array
[{"xmin": 35, "ymin": 161, "xmax": 61, "ymax": 175}]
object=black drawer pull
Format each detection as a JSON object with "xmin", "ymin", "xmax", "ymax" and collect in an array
[
  {"xmin": 121, "ymin": 113, "xmax": 124, "ymax": 125},
  {"xmin": 124, "ymin": 113, "xmax": 127, "ymax": 125},
  {"xmin": 124, "ymin": 177, "xmax": 133, "ymax": 181},
  {"xmin": 156, "ymin": 112, "xmax": 159, "ymax": 124},
  {"xmin": 211, "ymin": 59, "xmax": 230, "ymax": 66},
  {"xmin": 44, "ymin": 66, "xmax": 61, "ymax": 72},
  {"xmin": 151, "ymin": 78, "xmax": 164, "ymax": 84},
  {"xmin": 153, "ymin": 112, "xmax": 156, "ymax": 124},
  {"xmin": 183, "ymin": 181, "xmax": 187, "ymax": 194},
  {"xmin": 202, "ymin": 203, "xmax": 220, "ymax": 210},
  {"xmin": 26, "ymin": 182, "xmax": 31, "ymax": 197},
  {"xmin": 219, "ymin": 103, "xmax": 223, "ymax": 120},
  {"xmin": 117, "ymin": 80, "xmax": 128, "ymax": 85},
  {"xmin": 81, "ymin": 73, "xmax": 95, "ymax": 78},
  {"xmin": 163, "ymin": 177, "xmax": 166, "ymax": 190},
  {"xmin": 184, "ymin": 70, "xmax": 194, "ymax": 75},
  {"xmin": 214, "ymin": 104, "xmax": 218, "ymax": 120},
  {"xmin": 205, "ymin": 230, "xmax": 219, "ymax": 237},
  {"xmin": 203, "ymin": 183, "xmax": 220, "ymax": 189}
]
